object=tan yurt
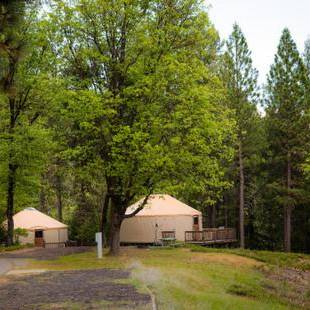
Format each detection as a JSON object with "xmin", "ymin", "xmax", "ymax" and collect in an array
[
  {"xmin": 13, "ymin": 208, "xmax": 68, "ymax": 247},
  {"xmin": 120, "ymin": 194, "xmax": 202, "ymax": 243}
]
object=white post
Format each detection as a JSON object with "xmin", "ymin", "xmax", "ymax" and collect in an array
[{"xmin": 95, "ymin": 232, "xmax": 102, "ymax": 259}]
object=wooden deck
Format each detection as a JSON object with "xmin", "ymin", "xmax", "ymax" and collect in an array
[{"xmin": 185, "ymin": 228, "xmax": 237, "ymax": 245}]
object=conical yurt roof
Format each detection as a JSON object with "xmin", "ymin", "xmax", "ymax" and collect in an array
[
  {"xmin": 125, "ymin": 194, "xmax": 201, "ymax": 217},
  {"xmin": 13, "ymin": 208, "xmax": 67, "ymax": 231}
]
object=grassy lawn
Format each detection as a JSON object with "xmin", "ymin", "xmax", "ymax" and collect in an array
[
  {"xmin": 0, "ymin": 244, "xmax": 33, "ymax": 252},
  {"xmin": 190, "ymin": 245, "xmax": 310, "ymax": 271},
  {"xmin": 24, "ymin": 246, "xmax": 310, "ymax": 309}
]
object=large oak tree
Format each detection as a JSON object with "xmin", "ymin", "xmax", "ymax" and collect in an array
[{"xmin": 46, "ymin": 0, "xmax": 234, "ymax": 254}]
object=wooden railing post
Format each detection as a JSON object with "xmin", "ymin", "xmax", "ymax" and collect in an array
[{"xmin": 185, "ymin": 228, "xmax": 237, "ymax": 244}]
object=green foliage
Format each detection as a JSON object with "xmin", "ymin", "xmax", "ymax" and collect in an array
[
  {"xmin": 0, "ymin": 224, "xmax": 6, "ymax": 244},
  {"xmin": 303, "ymin": 38, "xmax": 310, "ymax": 179},
  {"xmin": 0, "ymin": 9, "xmax": 56, "ymax": 214},
  {"xmin": 264, "ymin": 28, "xmax": 310, "ymax": 251},
  {"xmin": 304, "ymin": 38, "xmax": 310, "ymax": 74},
  {"xmin": 222, "ymin": 23, "xmax": 264, "ymax": 169},
  {"xmin": 14, "ymin": 227, "xmax": 28, "ymax": 244},
  {"xmin": 0, "ymin": 243, "xmax": 33, "ymax": 252},
  {"xmin": 266, "ymin": 29, "xmax": 309, "ymax": 162},
  {"xmin": 43, "ymin": 0, "xmax": 235, "ymax": 252},
  {"xmin": 219, "ymin": 24, "xmax": 265, "ymax": 248},
  {"xmin": 0, "ymin": 1, "xmax": 309, "ymax": 254}
]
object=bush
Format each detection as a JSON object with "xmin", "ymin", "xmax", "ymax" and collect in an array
[
  {"xmin": 0, "ymin": 225, "xmax": 6, "ymax": 245},
  {"xmin": 14, "ymin": 228, "xmax": 28, "ymax": 244},
  {"xmin": 226, "ymin": 284, "xmax": 257, "ymax": 297},
  {"xmin": 69, "ymin": 206, "xmax": 100, "ymax": 245},
  {"xmin": 0, "ymin": 243, "xmax": 33, "ymax": 252}
]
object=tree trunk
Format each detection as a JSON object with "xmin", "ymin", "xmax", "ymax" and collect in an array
[
  {"xmin": 100, "ymin": 193, "xmax": 110, "ymax": 248},
  {"xmin": 206, "ymin": 207, "xmax": 210, "ymax": 227},
  {"xmin": 108, "ymin": 197, "xmax": 124, "ymax": 256},
  {"xmin": 39, "ymin": 184, "xmax": 47, "ymax": 212},
  {"xmin": 109, "ymin": 211, "xmax": 122, "ymax": 255},
  {"xmin": 206, "ymin": 205, "xmax": 216, "ymax": 228},
  {"xmin": 109, "ymin": 224, "xmax": 121, "ymax": 255},
  {"xmin": 224, "ymin": 205, "xmax": 228, "ymax": 228},
  {"xmin": 55, "ymin": 175, "xmax": 63, "ymax": 222},
  {"xmin": 284, "ymin": 206, "xmax": 292, "ymax": 252},
  {"xmin": 6, "ymin": 162, "xmax": 16, "ymax": 246},
  {"xmin": 238, "ymin": 142, "xmax": 245, "ymax": 248},
  {"xmin": 211, "ymin": 205, "xmax": 216, "ymax": 228},
  {"xmin": 2, "ymin": 2, "xmax": 24, "ymax": 247},
  {"xmin": 6, "ymin": 98, "xmax": 17, "ymax": 246},
  {"xmin": 284, "ymin": 153, "xmax": 292, "ymax": 252}
]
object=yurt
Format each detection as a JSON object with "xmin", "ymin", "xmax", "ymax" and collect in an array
[
  {"xmin": 120, "ymin": 194, "xmax": 202, "ymax": 243},
  {"xmin": 12, "ymin": 208, "xmax": 68, "ymax": 246}
]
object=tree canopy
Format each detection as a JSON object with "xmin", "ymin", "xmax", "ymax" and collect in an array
[{"xmin": 0, "ymin": 1, "xmax": 309, "ymax": 254}]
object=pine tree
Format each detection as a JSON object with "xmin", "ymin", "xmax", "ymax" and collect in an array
[
  {"xmin": 266, "ymin": 28, "xmax": 309, "ymax": 252},
  {"xmin": 304, "ymin": 38, "xmax": 310, "ymax": 113},
  {"xmin": 222, "ymin": 24, "xmax": 260, "ymax": 248},
  {"xmin": 304, "ymin": 38, "xmax": 310, "ymax": 74}
]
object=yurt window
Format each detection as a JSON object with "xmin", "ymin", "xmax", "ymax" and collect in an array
[{"xmin": 193, "ymin": 216, "xmax": 199, "ymax": 225}]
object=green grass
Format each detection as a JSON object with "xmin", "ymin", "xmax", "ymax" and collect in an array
[
  {"xmin": 189, "ymin": 245, "xmax": 310, "ymax": 271},
  {"xmin": 27, "ymin": 249, "xmax": 125, "ymax": 270},
  {"xmin": 25, "ymin": 247, "xmax": 305, "ymax": 309},
  {"xmin": 0, "ymin": 243, "xmax": 33, "ymax": 252}
]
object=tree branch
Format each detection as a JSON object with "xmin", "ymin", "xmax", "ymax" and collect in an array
[{"xmin": 123, "ymin": 189, "xmax": 153, "ymax": 219}]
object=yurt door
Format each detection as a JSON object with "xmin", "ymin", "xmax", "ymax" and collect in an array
[
  {"xmin": 193, "ymin": 216, "xmax": 199, "ymax": 231},
  {"xmin": 34, "ymin": 230, "xmax": 44, "ymax": 247},
  {"xmin": 193, "ymin": 216, "xmax": 200, "ymax": 241}
]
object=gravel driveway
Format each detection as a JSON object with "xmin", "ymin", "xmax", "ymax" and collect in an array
[
  {"xmin": 0, "ymin": 247, "xmax": 152, "ymax": 309},
  {"xmin": 0, "ymin": 246, "xmax": 93, "ymax": 260},
  {"xmin": 0, "ymin": 247, "xmax": 93, "ymax": 276},
  {"xmin": 0, "ymin": 268, "xmax": 151, "ymax": 309}
]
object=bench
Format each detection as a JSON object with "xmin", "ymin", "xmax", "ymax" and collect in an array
[{"xmin": 161, "ymin": 231, "xmax": 176, "ymax": 246}]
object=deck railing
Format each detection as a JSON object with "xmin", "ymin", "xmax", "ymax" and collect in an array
[
  {"xmin": 185, "ymin": 228, "xmax": 236, "ymax": 243},
  {"xmin": 161, "ymin": 231, "xmax": 176, "ymax": 239},
  {"xmin": 44, "ymin": 242, "xmax": 66, "ymax": 249}
]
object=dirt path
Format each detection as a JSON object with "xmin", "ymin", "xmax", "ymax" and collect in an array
[
  {"xmin": 0, "ymin": 268, "xmax": 151, "ymax": 309},
  {"xmin": 0, "ymin": 258, "xmax": 27, "ymax": 276},
  {"xmin": 265, "ymin": 267, "xmax": 310, "ymax": 308}
]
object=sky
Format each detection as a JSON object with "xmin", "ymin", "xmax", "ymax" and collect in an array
[{"xmin": 207, "ymin": 0, "xmax": 310, "ymax": 84}]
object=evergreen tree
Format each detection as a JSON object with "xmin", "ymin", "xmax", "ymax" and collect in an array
[
  {"xmin": 222, "ymin": 24, "xmax": 260, "ymax": 248},
  {"xmin": 266, "ymin": 28, "xmax": 309, "ymax": 252},
  {"xmin": 0, "ymin": 5, "xmax": 53, "ymax": 245},
  {"xmin": 304, "ymin": 38, "xmax": 310, "ymax": 74}
]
